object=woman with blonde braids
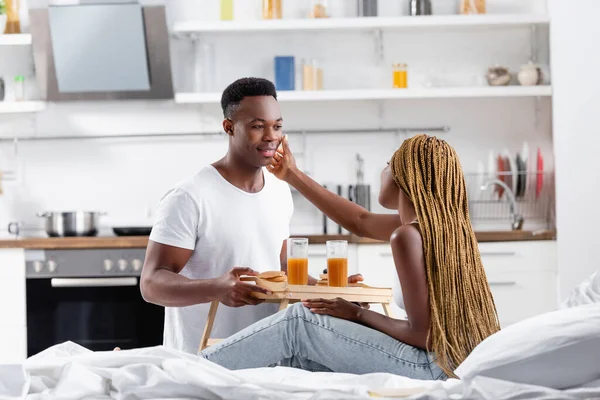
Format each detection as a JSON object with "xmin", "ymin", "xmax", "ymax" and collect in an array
[{"xmin": 201, "ymin": 134, "xmax": 500, "ymax": 380}]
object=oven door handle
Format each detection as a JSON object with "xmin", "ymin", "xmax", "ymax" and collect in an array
[{"xmin": 50, "ymin": 277, "xmax": 138, "ymax": 288}]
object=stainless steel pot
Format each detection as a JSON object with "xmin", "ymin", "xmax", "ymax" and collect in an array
[{"xmin": 37, "ymin": 211, "xmax": 106, "ymax": 237}]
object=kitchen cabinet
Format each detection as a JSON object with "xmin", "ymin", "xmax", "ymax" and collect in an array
[
  {"xmin": 357, "ymin": 241, "xmax": 558, "ymax": 327},
  {"xmin": 0, "ymin": 249, "xmax": 27, "ymax": 363}
]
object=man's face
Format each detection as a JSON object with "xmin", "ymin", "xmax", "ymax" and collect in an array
[{"xmin": 225, "ymin": 96, "xmax": 283, "ymax": 168}]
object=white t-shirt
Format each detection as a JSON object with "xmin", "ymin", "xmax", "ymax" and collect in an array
[{"xmin": 149, "ymin": 165, "xmax": 294, "ymax": 355}]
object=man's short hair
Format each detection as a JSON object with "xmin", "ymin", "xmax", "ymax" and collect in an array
[{"xmin": 221, "ymin": 77, "xmax": 278, "ymax": 119}]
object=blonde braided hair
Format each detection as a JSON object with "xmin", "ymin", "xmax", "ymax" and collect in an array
[{"xmin": 390, "ymin": 134, "xmax": 500, "ymax": 378}]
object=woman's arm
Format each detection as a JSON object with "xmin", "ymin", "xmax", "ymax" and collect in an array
[
  {"xmin": 357, "ymin": 225, "xmax": 431, "ymax": 348},
  {"xmin": 269, "ymin": 137, "xmax": 401, "ymax": 241},
  {"xmin": 303, "ymin": 224, "xmax": 431, "ymax": 349}
]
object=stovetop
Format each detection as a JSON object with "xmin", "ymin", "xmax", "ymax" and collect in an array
[{"xmin": 25, "ymin": 248, "xmax": 146, "ymax": 278}]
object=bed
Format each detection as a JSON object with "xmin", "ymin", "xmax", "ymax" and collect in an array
[
  {"xmin": 0, "ymin": 337, "xmax": 598, "ymax": 400},
  {"xmin": 3, "ymin": 273, "xmax": 599, "ymax": 400}
]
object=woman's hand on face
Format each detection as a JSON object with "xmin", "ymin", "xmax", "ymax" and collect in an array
[
  {"xmin": 267, "ymin": 135, "xmax": 297, "ymax": 182},
  {"xmin": 302, "ymin": 297, "xmax": 363, "ymax": 322}
]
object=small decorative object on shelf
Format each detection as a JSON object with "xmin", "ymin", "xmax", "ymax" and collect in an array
[
  {"xmin": 460, "ymin": 0, "xmax": 486, "ymax": 14},
  {"xmin": 518, "ymin": 61, "xmax": 543, "ymax": 86},
  {"xmin": 262, "ymin": 0, "xmax": 282, "ymax": 19},
  {"xmin": 486, "ymin": 66, "xmax": 511, "ymax": 86},
  {"xmin": 309, "ymin": 0, "xmax": 328, "ymax": 18},
  {"xmin": 392, "ymin": 63, "xmax": 408, "ymax": 88},
  {"xmin": 409, "ymin": 0, "xmax": 432, "ymax": 16}
]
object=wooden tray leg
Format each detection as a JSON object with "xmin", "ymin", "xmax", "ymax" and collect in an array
[
  {"xmin": 278, "ymin": 298, "xmax": 290, "ymax": 311},
  {"xmin": 199, "ymin": 300, "xmax": 219, "ymax": 352},
  {"xmin": 382, "ymin": 302, "xmax": 394, "ymax": 317}
]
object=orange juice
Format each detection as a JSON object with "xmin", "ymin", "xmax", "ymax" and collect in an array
[
  {"xmin": 288, "ymin": 258, "xmax": 309, "ymax": 285},
  {"xmin": 327, "ymin": 258, "xmax": 348, "ymax": 287},
  {"xmin": 393, "ymin": 69, "xmax": 407, "ymax": 88},
  {"xmin": 392, "ymin": 63, "xmax": 408, "ymax": 89}
]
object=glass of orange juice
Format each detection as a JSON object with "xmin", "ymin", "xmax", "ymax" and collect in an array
[
  {"xmin": 287, "ymin": 238, "xmax": 309, "ymax": 285},
  {"xmin": 326, "ymin": 240, "xmax": 348, "ymax": 287}
]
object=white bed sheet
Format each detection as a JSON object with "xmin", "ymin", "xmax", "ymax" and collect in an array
[{"xmin": 1, "ymin": 342, "xmax": 599, "ymax": 400}]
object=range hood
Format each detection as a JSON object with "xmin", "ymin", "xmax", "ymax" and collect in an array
[{"xmin": 30, "ymin": 2, "xmax": 174, "ymax": 101}]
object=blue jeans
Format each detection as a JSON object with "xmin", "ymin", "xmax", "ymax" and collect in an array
[{"xmin": 201, "ymin": 303, "xmax": 447, "ymax": 380}]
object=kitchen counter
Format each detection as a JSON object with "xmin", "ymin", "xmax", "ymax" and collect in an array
[{"xmin": 0, "ymin": 230, "xmax": 556, "ymax": 249}]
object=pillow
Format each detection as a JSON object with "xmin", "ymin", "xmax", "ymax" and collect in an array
[
  {"xmin": 560, "ymin": 270, "xmax": 600, "ymax": 309},
  {"xmin": 454, "ymin": 303, "xmax": 600, "ymax": 389}
]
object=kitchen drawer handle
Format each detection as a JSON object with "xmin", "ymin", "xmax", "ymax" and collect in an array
[
  {"xmin": 51, "ymin": 277, "xmax": 138, "ymax": 288},
  {"xmin": 480, "ymin": 251, "xmax": 517, "ymax": 257},
  {"xmin": 489, "ymin": 281, "xmax": 517, "ymax": 287},
  {"xmin": 377, "ymin": 251, "xmax": 394, "ymax": 257}
]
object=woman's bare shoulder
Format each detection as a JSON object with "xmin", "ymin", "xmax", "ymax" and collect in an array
[{"xmin": 390, "ymin": 223, "xmax": 423, "ymax": 250}]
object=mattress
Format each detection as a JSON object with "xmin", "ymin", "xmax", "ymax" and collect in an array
[{"xmin": 1, "ymin": 342, "xmax": 598, "ymax": 400}]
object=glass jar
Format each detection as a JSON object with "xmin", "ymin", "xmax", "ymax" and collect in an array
[
  {"xmin": 302, "ymin": 59, "xmax": 323, "ymax": 91},
  {"xmin": 309, "ymin": 0, "xmax": 328, "ymax": 18},
  {"xmin": 460, "ymin": 0, "xmax": 486, "ymax": 14},
  {"xmin": 4, "ymin": 0, "xmax": 21, "ymax": 34},
  {"xmin": 262, "ymin": 0, "xmax": 282, "ymax": 19},
  {"xmin": 392, "ymin": 63, "xmax": 408, "ymax": 89},
  {"xmin": 4, "ymin": 0, "xmax": 21, "ymax": 33}
]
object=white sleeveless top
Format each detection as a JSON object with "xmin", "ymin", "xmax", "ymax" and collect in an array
[{"xmin": 391, "ymin": 220, "xmax": 419, "ymax": 310}]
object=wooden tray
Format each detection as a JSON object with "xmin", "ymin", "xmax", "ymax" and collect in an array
[
  {"xmin": 241, "ymin": 276, "xmax": 392, "ymax": 303},
  {"xmin": 200, "ymin": 279, "xmax": 395, "ymax": 351}
]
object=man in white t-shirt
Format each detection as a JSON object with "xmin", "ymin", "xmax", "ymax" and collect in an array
[{"xmin": 140, "ymin": 78, "xmax": 296, "ymax": 355}]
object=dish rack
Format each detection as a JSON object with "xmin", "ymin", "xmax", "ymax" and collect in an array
[{"xmin": 465, "ymin": 171, "xmax": 555, "ymax": 231}]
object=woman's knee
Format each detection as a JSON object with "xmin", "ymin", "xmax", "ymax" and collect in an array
[{"xmin": 283, "ymin": 302, "xmax": 313, "ymax": 319}]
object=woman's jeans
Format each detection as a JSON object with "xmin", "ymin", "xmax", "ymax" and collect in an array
[{"xmin": 201, "ymin": 303, "xmax": 447, "ymax": 380}]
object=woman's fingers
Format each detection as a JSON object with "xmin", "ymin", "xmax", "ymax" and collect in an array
[{"xmin": 309, "ymin": 308, "xmax": 332, "ymax": 315}]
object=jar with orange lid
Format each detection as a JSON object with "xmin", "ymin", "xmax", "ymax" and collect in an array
[{"xmin": 392, "ymin": 63, "xmax": 408, "ymax": 89}]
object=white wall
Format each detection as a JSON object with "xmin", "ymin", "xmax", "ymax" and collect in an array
[
  {"xmin": 0, "ymin": 0, "xmax": 553, "ymax": 237},
  {"xmin": 549, "ymin": 0, "xmax": 600, "ymax": 299}
]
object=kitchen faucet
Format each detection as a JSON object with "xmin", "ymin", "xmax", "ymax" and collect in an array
[{"xmin": 480, "ymin": 178, "xmax": 524, "ymax": 231}]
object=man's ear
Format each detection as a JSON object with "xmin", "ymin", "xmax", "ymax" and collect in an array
[{"xmin": 223, "ymin": 119, "xmax": 234, "ymax": 136}]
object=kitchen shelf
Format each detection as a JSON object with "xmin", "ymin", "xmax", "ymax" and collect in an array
[
  {"xmin": 175, "ymin": 86, "xmax": 552, "ymax": 104},
  {"xmin": 173, "ymin": 14, "xmax": 549, "ymax": 35},
  {"xmin": 0, "ymin": 101, "xmax": 46, "ymax": 113},
  {"xmin": 0, "ymin": 34, "xmax": 32, "ymax": 46}
]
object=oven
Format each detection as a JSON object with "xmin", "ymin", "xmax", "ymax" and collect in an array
[{"xmin": 25, "ymin": 248, "xmax": 164, "ymax": 357}]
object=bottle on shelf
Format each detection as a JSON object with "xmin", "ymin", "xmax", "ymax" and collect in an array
[
  {"xmin": 262, "ymin": 0, "xmax": 282, "ymax": 19},
  {"xmin": 14, "ymin": 75, "xmax": 25, "ymax": 101},
  {"xmin": 220, "ymin": 0, "xmax": 234, "ymax": 20},
  {"xmin": 460, "ymin": 0, "xmax": 486, "ymax": 14},
  {"xmin": 4, "ymin": 0, "xmax": 21, "ymax": 34},
  {"xmin": 392, "ymin": 63, "xmax": 408, "ymax": 89}
]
